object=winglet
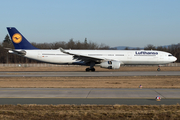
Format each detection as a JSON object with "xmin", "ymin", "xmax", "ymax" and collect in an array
[
  {"xmin": 59, "ymin": 47, "xmax": 65, "ymax": 53},
  {"xmin": 59, "ymin": 47, "xmax": 72, "ymax": 55}
]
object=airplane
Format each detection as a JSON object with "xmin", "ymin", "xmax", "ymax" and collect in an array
[{"xmin": 6, "ymin": 27, "xmax": 177, "ymax": 72}]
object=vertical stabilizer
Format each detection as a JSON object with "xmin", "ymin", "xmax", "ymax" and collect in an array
[{"xmin": 7, "ymin": 27, "xmax": 38, "ymax": 49}]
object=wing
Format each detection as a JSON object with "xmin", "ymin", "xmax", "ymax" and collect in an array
[{"xmin": 59, "ymin": 48, "xmax": 108, "ymax": 63}]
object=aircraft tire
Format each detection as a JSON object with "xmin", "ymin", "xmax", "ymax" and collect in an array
[
  {"xmin": 86, "ymin": 68, "xmax": 90, "ymax": 72},
  {"xmin": 91, "ymin": 68, "xmax": 95, "ymax": 72}
]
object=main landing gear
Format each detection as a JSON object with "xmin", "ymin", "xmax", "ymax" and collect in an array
[
  {"xmin": 85, "ymin": 62, "xmax": 95, "ymax": 72},
  {"xmin": 157, "ymin": 66, "xmax": 161, "ymax": 71},
  {"xmin": 86, "ymin": 68, "xmax": 95, "ymax": 72}
]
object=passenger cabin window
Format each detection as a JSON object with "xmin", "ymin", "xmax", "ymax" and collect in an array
[{"xmin": 168, "ymin": 54, "xmax": 173, "ymax": 56}]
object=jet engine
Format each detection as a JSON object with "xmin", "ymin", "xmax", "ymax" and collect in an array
[{"xmin": 100, "ymin": 61, "xmax": 120, "ymax": 69}]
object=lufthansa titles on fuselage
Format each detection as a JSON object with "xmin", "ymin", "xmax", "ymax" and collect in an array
[{"xmin": 135, "ymin": 51, "xmax": 158, "ymax": 56}]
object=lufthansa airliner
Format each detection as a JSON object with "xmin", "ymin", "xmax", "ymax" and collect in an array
[{"xmin": 7, "ymin": 27, "xmax": 177, "ymax": 71}]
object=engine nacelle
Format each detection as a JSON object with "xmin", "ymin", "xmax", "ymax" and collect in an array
[{"xmin": 100, "ymin": 61, "xmax": 120, "ymax": 69}]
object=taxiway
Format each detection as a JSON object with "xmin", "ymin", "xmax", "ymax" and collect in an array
[
  {"xmin": 0, "ymin": 88, "xmax": 179, "ymax": 105},
  {"xmin": 0, "ymin": 71, "xmax": 179, "ymax": 77},
  {"xmin": 0, "ymin": 98, "xmax": 179, "ymax": 105}
]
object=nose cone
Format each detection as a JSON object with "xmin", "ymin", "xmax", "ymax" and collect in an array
[{"xmin": 173, "ymin": 56, "xmax": 177, "ymax": 62}]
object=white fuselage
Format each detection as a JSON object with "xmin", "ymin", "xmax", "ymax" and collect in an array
[{"xmin": 11, "ymin": 49, "xmax": 177, "ymax": 66}]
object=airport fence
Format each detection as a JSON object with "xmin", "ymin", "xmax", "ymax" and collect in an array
[{"xmin": 0, "ymin": 63, "xmax": 179, "ymax": 67}]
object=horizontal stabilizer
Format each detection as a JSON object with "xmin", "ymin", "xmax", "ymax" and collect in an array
[{"xmin": 6, "ymin": 48, "xmax": 26, "ymax": 56}]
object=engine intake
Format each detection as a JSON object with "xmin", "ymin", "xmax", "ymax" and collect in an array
[{"xmin": 100, "ymin": 61, "xmax": 120, "ymax": 69}]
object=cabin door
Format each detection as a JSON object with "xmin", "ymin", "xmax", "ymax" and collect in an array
[
  {"xmin": 127, "ymin": 52, "xmax": 132, "ymax": 59},
  {"xmin": 37, "ymin": 52, "xmax": 42, "ymax": 59}
]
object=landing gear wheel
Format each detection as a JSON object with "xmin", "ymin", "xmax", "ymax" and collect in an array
[
  {"xmin": 86, "ymin": 68, "xmax": 90, "ymax": 72},
  {"xmin": 91, "ymin": 68, "xmax": 95, "ymax": 72},
  {"xmin": 157, "ymin": 67, "xmax": 161, "ymax": 71}
]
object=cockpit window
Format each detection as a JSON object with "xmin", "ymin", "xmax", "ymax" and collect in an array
[{"xmin": 168, "ymin": 54, "xmax": 173, "ymax": 56}]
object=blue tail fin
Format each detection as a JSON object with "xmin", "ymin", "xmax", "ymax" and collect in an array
[{"xmin": 7, "ymin": 27, "xmax": 38, "ymax": 49}]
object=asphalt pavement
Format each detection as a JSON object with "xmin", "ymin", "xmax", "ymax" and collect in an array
[
  {"xmin": 0, "ymin": 71, "xmax": 179, "ymax": 77},
  {"xmin": 0, "ymin": 88, "xmax": 180, "ymax": 105}
]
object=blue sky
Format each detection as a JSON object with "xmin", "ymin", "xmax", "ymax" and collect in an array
[{"xmin": 1, "ymin": 0, "xmax": 180, "ymax": 47}]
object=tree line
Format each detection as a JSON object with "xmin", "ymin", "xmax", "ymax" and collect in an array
[{"xmin": 1, "ymin": 34, "xmax": 180, "ymax": 63}]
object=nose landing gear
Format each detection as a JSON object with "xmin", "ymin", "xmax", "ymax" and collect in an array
[{"xmin": 157, "ymin": 66, "xmax": 161, "ymax": 71}]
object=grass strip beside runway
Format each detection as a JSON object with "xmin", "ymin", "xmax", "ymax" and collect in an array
[
  {"xmin": 0, "ymin": 76, "xmax": 179, "ymax": 88},
  {"xmin": 0, "ymin": 104, "xmax": 179, "ymax": 120}
]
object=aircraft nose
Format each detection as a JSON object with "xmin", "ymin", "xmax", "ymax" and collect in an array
[{"xmin": 173, "ymin": 56, "xmax": 177, "ymax": 62}]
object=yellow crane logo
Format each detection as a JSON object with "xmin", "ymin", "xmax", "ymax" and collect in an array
[{"xmin": 12, "ymin": 33, "xmax": 22, "ymax": 43}]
